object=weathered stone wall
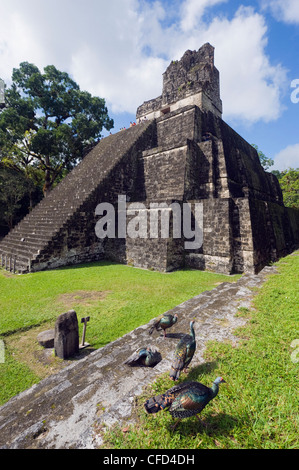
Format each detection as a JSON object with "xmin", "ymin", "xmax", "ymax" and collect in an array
[
  {"xmin": 112, "ymin": 101, "xmax": 298, "ymax": 275},
  {"xmin": 167, "ymin": 44, "xmax": 222, "ymax": 113},
  {"xmin": 185, "ymin": 198, "xmax": 232, "ymax": 273},
  {"xmin": 286, "ymin": 206, "xmax": 299, "ymax": 245},
  {"xmin": 136, "ymin": 43, "xmax": 222, "ymax": 120},
  {"xmin": 156, "ymin": 106, "xmax": 200, "ymax": 147},
  {"xmin": 230, "ymin": 198, "xmax": 254, "ymax": 273},
  {"xmin": 142, "ymin": 146, "xmax": 187, "ymax": 201},
  {"xmin": 131, "ymin": 104, "xmax": 298, "ymax": 274},
  {"xmin": 123, "ymin": 203, "xmax": 184, "ymax": 272}
]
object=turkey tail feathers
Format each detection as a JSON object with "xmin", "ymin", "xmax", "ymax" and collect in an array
[
  {"xmin": 144, "ymin": 390, "xmax": 175, "ymax": 414},
  {"xmin": 144, "ymin": 384, "xmax": 185, "ymax": 414},
  {"xmin": 144, "ymin": 396, "xmax": 163, "ymax": 414},
  {"xmin": 145, "ymin": 382, "xmax": 194, "ymax": 415},
  {"xmin": 149, "ymin": 321, "xmax": 160, "ymax": 335},
  {"xmin": 148, "ymin": 325, "xmax": 155, "ymax": 335}
]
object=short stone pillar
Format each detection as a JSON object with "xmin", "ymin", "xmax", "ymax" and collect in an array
[
  {"xmin": 54, "ymin": 310, "xmax": 79, "ymax": 359},
  {"xmin": 37, "ymin": 329, "xmax": 55, "ymax": 348}
]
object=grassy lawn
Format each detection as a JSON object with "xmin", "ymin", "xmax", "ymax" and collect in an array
[
  {"xmin": 101, "ymin": 252, "xmax": 299, "ymax": 449},
  {"xmin": 0, "ymin": 261, "xmax": 239, "ymax": 405}
]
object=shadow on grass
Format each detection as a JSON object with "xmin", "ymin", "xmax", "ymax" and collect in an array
[
  {"xmin": 185, "ymin": 362, "xmax": 219, "ymax": 381},
  {"xmin": 167, "ymin": 411, "xmax": 238, "ymax": 437},
  {"xmin": 1, "ymin": 319, "xmax": 54, "ymax": 337}
]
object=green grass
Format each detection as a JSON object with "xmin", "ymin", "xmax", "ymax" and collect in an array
[
  {"xmin": 101, "ymin": 252, "xmax": 299, "ymax": 449},
  {"xmin": 0, "ymin": 261, "xmax": 239, "ymax": 405}
]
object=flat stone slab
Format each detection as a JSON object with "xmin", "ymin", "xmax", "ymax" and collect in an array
[
  {"xmin": 0, "ymin": 265, "xmax": 277, "ymax": 449},
  {"xmin": 37, "ymin": 329, "xmax": 55, "ymax": 349}
]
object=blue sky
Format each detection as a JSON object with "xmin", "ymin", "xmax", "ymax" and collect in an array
[{"xmin": 0, "ymin": 0, "xmax": 298, "ymax": 170}]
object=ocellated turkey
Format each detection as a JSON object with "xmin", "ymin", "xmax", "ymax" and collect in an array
[
  {"xmin": 169, "ymin": 320, "xmax": 196, "ymax": 380},
  {"xmin": 144, "ymin": 376, "xmax": 226, "ymax": 430},
  {"xmin": 124, "ymin": 346, "xmax": 161, "ymax": 367},
  {"xmin": 149, "ymin": 313, "xmax": 178, "ymax": 338}
]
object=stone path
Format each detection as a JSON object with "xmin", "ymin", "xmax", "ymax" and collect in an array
[{"xmin": 0, "ymin": 265, "xmax": 277, "ymax": 449}]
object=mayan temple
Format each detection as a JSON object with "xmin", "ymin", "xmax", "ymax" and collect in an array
[{"xmin": 0, "ymin": 43, "xmax": 298, "ymax": 274}]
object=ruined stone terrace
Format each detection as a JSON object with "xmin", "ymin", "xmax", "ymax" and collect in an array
[{"xmin": 0, "ymin": 265, "xmax": 276, "ymax": 449}]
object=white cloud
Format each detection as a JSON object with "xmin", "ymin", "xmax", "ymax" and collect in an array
[
  {"xmin": 262, "ymin": 0, "xmax": 299, "ymax": 24},
  {"xmin": 0, "ymin": 6, "xmax": 45, "ymax": 80},
  {"xmin": 0, "ymin": 0, "xmax": 288, "ymax": 124},
  {"xmin": 272, "ymin": 143, "xmax": 299, "ymax": 171},
  {"xmin": 204, "ymin": 7, "xmax": 288, "ymax": 123},
  {"xmin": 160, "ymin": 4, "xmax": 288, "ymax": 123},
  {"xmin": 180, "ymin": 0, "xmax": 228, "ymax": 32}
]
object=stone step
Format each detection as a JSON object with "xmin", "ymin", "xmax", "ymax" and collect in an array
[
  {"xmin": 8, "ymin": 224, "xmax": 61, "ymax": 238},
  {"xmin": 30, "ymin": 206, "xmax": 77, "ymax": 215},
  {"xmin": 1, "ymin": 238, "xmax": 45, "ymax": 252},
  {"xmin": 19, "ymin": 213, "xmax": 69, "ymax": 223},
  {"xmin": 7, "ymin": 229, "xmax": 54, "ymax": 241},
  {"xmin": 12, "ymin": 219, "xmax": 64, "ymax": 231},
  {"xmin": 0, "ymin": 240, "xmax": 40, "ymax": 258},
  {"xmin": 8, "ymin": 233, "xmax": 53, "ymax": 245},
  {"xmin": 0, "ymin": 247, "xmax": 31, "ymax": 261},
  {"xmin": 19, "ymin": 206, "xmax": 76, "ymax": 218},
  {"xmin": 25, "ymin": 212, "xmax": 73, "ymax": 222}
]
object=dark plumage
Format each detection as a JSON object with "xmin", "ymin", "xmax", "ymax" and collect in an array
[
  {"xmin": 144, "ymin": 377, "xmax": 226, "ymax": 429},
  {"xmin": 170, "ymin": 320, "xmax": 196, "ymax": 381},
  {"xmin": 149, "ymin": 313, "xmax": 178, "ymax": 338},
  {"xmin": 124, "ymin": 347, "xmax": 161, "ymax": 367}
]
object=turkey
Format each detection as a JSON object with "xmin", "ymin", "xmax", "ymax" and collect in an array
[
  {"xmin": 149, "ymin": 313, "xmax": 178, "ymax": 338},
  {"xmin": 170, "ymin": 320, "xmax": 196, "ymax": 381},
  {"xmin": 144, "ymin": 377, "xmax": 226, "ymax": 430},
  {"xmin": 124, "ymin": 346, "xmax": 161, "ymax": 367}
]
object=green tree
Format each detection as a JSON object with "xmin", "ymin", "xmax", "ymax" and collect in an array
[
  {"xmin": 279, "ymin": 168, "xmax": 299, "ymax": 209},
  {"xmin": 1, "ymin": 131, "xmax": 44, "ymax": 210},
  {"xmin": 271, "ymin": 169, "xmax": 282, "ymax": 180},
  {"xmin": 0, "ymin": 166, "xmax": 30, "ymax": 230},
  {"xmin": 0, "ymin": 62, "xmax": 113, "ymax": 196},
  {"xmin": 251, "ymin": 143, "xmax": 274, "ymax": 170}
]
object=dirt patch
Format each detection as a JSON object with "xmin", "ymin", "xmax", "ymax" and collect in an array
[
  {"xmin": 56, "ymin": 290, "xmax": 111, "ymax": 309},
  {"xmin": 4, "ymin": 290, "xmax": 109, "ymax": 382},
  {"xmin": 1, "ymin": 269, "xmax": 17, "ymax": 278},
  {"xmin": 6, "ymin": 322, "xmax": 94, "ymax": 380},
  {"xmin": 7, "ymin": 323, "xmax": 66, "ymax": 379}
]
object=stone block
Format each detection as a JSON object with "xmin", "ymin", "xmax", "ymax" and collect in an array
[
  {"xmin": 54, "ymin": 310, "xmax": 79, "ymax": 359},
  {"xmin": 37, "ymin": 329, "xmax": 55, "ymax": 348}
]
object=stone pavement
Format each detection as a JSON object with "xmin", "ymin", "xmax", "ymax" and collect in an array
[{"xmin": 0, "ymin": 265, "xmax": 277, "ymax": 449}]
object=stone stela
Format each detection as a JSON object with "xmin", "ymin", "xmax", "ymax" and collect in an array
[
  {"xmin": 54, "ymin": 310, "xmax": 79, "ymax": 360},
  {"xmin": 0, "ymin": 43, "xmax": 298, "ymax": 275}
]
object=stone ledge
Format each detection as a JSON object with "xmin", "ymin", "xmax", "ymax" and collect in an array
[{"xmin": 0, "ymin": 264, "xmax": 277, "ymax": 449}]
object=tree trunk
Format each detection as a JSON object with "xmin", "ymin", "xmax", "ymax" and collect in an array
[{"xmin": 43, "ymin": 167, "xmax": 52, "ymax": 197}]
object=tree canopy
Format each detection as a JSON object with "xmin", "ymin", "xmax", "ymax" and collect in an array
[
  {"xmin": 279, "ymin": 168, "xmax": 299, "ymax": 209},
  {"xmin": 0, "ymin": 62, "xmax": 114, "ymax": 195},
  {"xmin": 251, "ymin": 143, "xmax": 274, "ymax": 170},
  {"xmin": 251, "ymin": 144, "xmax": 298, "ymax": 209}
]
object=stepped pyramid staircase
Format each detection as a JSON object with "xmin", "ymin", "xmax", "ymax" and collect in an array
[{"xmin": 0, "ymin": 121, "xmax": 155, "ymax": 274}]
